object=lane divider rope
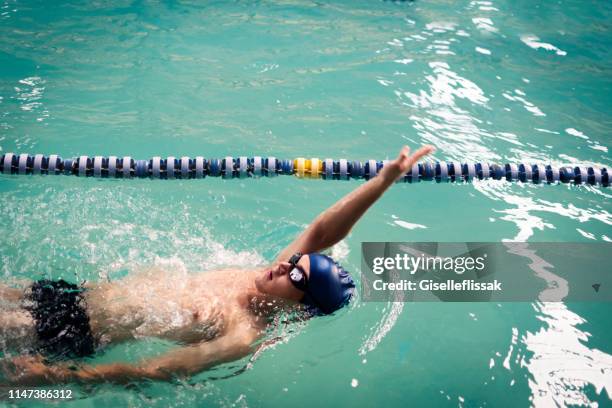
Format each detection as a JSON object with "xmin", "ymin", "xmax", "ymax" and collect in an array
[{"xmin": 0, "ymin": 153, "xmax": 608, "ymax": 186}]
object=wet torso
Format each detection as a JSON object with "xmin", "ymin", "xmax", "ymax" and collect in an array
[{"xmin": 83, "ymin": 268, "xmax": 265, "ymax": 347}]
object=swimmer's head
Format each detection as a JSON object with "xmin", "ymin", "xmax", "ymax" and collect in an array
[
  {"xmin": 300, "ymin": 253, "xmax": 355, "ymax": 315},
  {"xmin": 255, "ymin": 253, "xmax": 355, "ymax": 315}
]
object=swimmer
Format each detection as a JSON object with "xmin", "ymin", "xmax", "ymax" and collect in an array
[{"xmin": 0, "ymin": 145, "xmax": 434, "ymax": 385}]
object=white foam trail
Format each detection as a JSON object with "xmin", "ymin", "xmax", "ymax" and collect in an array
[
  {"xmin": 358, "ymin": 301, "xmax": 404, "ymax": 356},
  {"xmin": 359, "ymin": 250, "xmax": 405, "ymax": 355}
]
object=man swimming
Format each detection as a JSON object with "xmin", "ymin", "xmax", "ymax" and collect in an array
[{"xmin": 0, "ymin": 145, "xmax": 434, "ymax": 385}]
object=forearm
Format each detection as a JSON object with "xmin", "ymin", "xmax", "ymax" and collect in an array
[
  {"xmin": 308, "ymin": 146, "xmax": 434, "ymax": 250},
  {"xmin": 78, "ymin": 363, "xmax": 168, "ymax": 383},
  {"xmin": 49, "ymin": 362, "xmax": 167, "ymax": 385},
  {"xmin": 70, "ymin": 336, "xmax": 254, "ymax": 384},
  {"xmin": 7, "ymin": 328, "xmax": 259, "ymax": 386},
  {"xmin": 273, "ymin": 146, "xmax": 433, "ymax": 261},
  {"xmin": 312, "ymin": 170, "xmax": 395, "ymax": 248},
  {"xmin": 42, "ymin": 349, "xmax": 239, "ymax": 385}
]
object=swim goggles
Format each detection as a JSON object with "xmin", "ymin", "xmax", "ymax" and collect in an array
[{"xmin": 288, "ymin": 252, "xmax": 308, "ymax": 291}]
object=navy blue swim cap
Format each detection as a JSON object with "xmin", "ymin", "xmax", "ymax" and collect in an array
[{"xmin": 301, "ymin": 253, "xmax": 355, "ymax": 315}]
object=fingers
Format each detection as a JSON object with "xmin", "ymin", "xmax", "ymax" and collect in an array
[
  {"xmin": 398, "ymin": 145, "xmax": 435, "ymax": 162},
  {"xmin": 409, "ymin": 145, "xmax": 435, "ymax": 162}
]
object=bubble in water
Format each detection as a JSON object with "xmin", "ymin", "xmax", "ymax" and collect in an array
[{"xmin": 351, "ymin": 378, "xmax": 359, "ymax": 388}]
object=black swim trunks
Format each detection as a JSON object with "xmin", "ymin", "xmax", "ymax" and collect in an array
[{"xmin": 24, "ymin": 279, "xmax": 96, "ymax": 358}]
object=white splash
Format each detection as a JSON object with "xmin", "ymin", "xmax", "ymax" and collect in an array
[
  {"xmin": 565, "ymin": 128, "xmax": 589, "ymax": 140},
  {"xmin": 472, "ymin": 17, "xmax": 498, "ymax": 33},
  {"xmin": 391, "ymin": 215, "xmax": 427, "ymax": 230},
  {"xmin": 475, "ymin": 47, "xmax": 491, "ymax": 55},
  {"xmin": 425, "ymin": 21, "xmax": 457, "ymax": 33},
  {"xmin": 520, "ymin": 35, "xmax": 567, "ymax": 56},
  {"xmin": 502, "ymin": 90, "xmax": 546, "ymax": 117},
  {"xmin": 523, "ymin": 302, "xmax": 612, "ymax": 407},
  {"xmin": 576, "ymin": 228, "xmax": 596, "ymax": 240},
  {"xmin": 503, "ymin": 327, "xmax": 518, "ymax": 370},
  {"xmin": 394, "ymin": 58, "xmax": 414, "ymax": 65},
  {"xmin": 473, "ymin": 185, "xmax": 612, "ymax": 242},
  {"xmin": 589, "ymin": 143, "xmax": 608, "ymax": 153},
  {"xmin": 330, "ymin": 239, "xmax": 350, "ymax": 263}
]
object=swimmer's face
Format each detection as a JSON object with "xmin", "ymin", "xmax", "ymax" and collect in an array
[{"xmin": 255, "ymin": 255, "xmax": 310, "ymax": 301}]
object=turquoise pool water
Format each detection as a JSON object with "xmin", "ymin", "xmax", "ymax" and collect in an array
[{"xmin": 1, "ymin": 0, "xmax": 611, "ymax": 406}]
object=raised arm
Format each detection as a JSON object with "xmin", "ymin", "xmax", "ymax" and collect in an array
[
  {"xmin": 4, "ymin": 325, "xmax": 260, "ymax": 385},
  {"xmin": 275, "ymin": 145, "xmax": 434, "ymax": 262}
]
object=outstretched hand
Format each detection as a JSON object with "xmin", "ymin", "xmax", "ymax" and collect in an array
[
  {"xmin": 381, "ymin": 145, "xmax": 435, "ymax": 182},
  {"xmin": 1, "ymin": 355, "xmax": 64, "ymax": 385},
  {"xmin": 2, "ymin": 355, "xmax": 46, "ymax": 385}
]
